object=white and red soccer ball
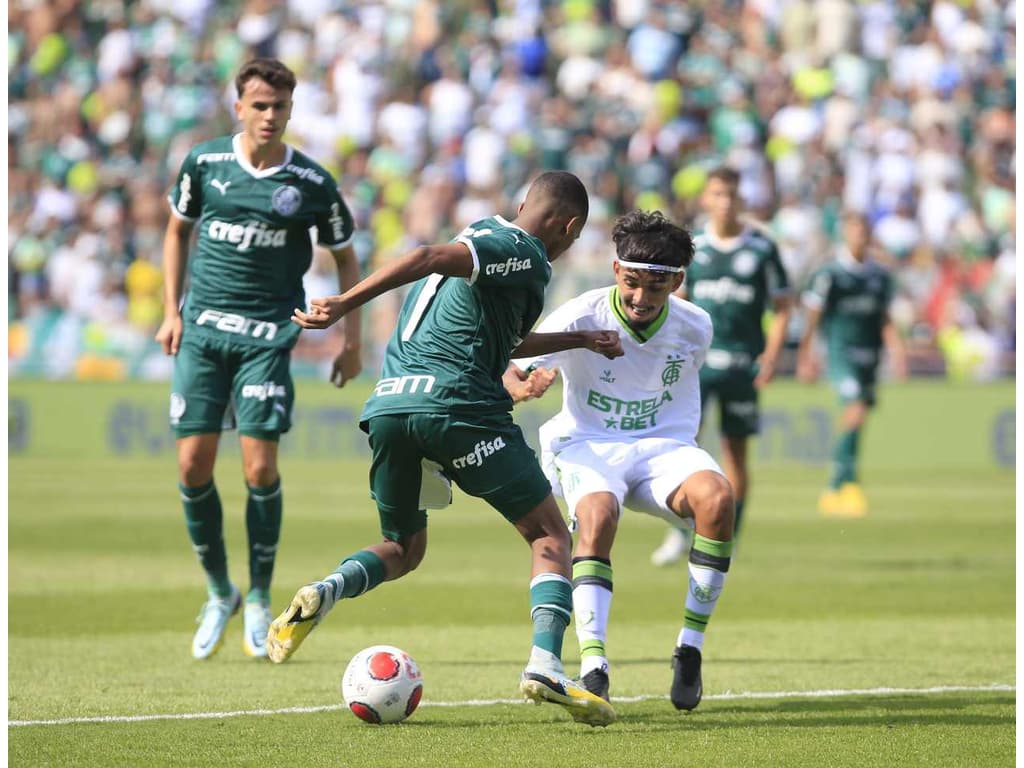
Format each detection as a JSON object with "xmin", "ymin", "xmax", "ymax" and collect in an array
[{"xmin": 342, "ymin": 645, "xmax": 423, "ymax": 724}]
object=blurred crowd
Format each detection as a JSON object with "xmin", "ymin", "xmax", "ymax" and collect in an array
[{"xmin": 8, "ymin": 0, "xmax": 1016, "ymax": 381}]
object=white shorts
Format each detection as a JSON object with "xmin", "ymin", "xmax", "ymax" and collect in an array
[{"xmin": 542, "ymin": 438, "xmax": 723, "ymax": 527}]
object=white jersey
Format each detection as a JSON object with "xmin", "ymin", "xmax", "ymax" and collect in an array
[{"xmin": 514, "ymin": 286, "xmax": 712, "ymax": 456}]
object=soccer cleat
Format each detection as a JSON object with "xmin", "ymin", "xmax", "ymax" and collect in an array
[
  {"xmin": 191, "ymin": 585, "xmax": 241, "ymax": 660},
  {"xmin": 817, "ymin": 489, "xmax": 844, "ymax": 516},
  {"xmin": 838, "ymin": 482, "xmax": 868, "ymax": 517},
  {"xmin": 651, "ymin": 526, "xmax": 692, "ymax": 566},
  {"xmin": 242, "ymin": 600, "xmax": 273, "ymax": 658},
  {"xmin": 580, "ymin": 668, "xmax": 610, "ymax": 703},
  {"xmin": 818, "ymin": 485, "xmax": 867, "ymax": 518},
  {"xmin": 670, "ymin": 644, "xmax": 702, "ymax": 711},
  {"xmin": 266, "ymin": 582, "xmax": 332, "ymax": 664},
  {"xmin": 520, "ymin": 669, "xmax": 617, "ymax": 727}
]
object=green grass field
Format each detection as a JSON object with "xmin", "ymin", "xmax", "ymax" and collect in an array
[{"xmin": 8, "ymin": 379, "xmax": 1015, "ymax": 767}]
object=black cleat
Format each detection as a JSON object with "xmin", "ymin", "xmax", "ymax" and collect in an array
[
  {"xmin": 581, "ymin": 668, "xmax": 610, "ymax": 702},
  {"xmin": 670, "ymin": 645, "xmax": 702, "ymax": 710}
]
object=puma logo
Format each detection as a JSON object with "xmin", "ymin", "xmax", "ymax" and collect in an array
[{"xmin": 211, "ymin": 179, "xmax": 231, "ymax": 195}]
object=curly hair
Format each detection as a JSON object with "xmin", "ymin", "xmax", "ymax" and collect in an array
[{"xmin": 611, "ymin": 210, "xmax": 694, "ymax": 270}]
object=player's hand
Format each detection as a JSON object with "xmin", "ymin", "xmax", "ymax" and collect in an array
[
  {"xmin": 584, "ymin": 330, "xmax": 623, "ymax": 359},
  {"xmin": 517, "ymin": 367, "xmax": 558, "ymax": 402},
  {"xmin": 330, "ymin": 344, "xmax": 362, "ymax": 388},
  {"xmin": 155, "ymin": 314, "xmax": 183, "ymax": 355},
  {"xmin": 754, "ymin": 356, "xmax": 777, "ymax": 389},
  {"xmin": 890, "ymin": 351, "xmax": 909, "ymax": 381},
  {"xmin": 293, "ymin": 296, "xmax": 346, "ymax": 329},
  {"xmin": 796, "ymin": 354, "xmax": 818, "ymax": 383}
]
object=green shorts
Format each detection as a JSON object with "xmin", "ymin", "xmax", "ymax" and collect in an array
[
  {"xmin": 828, "ymin": 362, "xmax": 878, "ymax": 407},
  {"xmin": 699, "ymin": 366, "xmax": 760, "ymax": 437},
  {"xmin": 364, "ymin": 412, "xmax": 552, "ymax": 541},
  {"xmin": 170, "ymin": 332, "xmax": 294, "ymax": 439}
]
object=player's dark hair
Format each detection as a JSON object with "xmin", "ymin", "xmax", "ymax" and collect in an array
[
  {"xmin": 706, "ymin": 166, "xmax": 741, "ymax": 187},
  {"xmin": 612, "ymin": 210, "xmax": 693, "ymax": 270},
  {"xmin": 528, "ymin": 171, "xmax": 589, "ymax": 222},
  {"xmin": 235, "ymin": 58, "xmax": 297, "ymax": 97}
]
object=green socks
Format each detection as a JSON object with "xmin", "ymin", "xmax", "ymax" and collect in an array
[
  {"xmin": 180, "ymin": 481, "xmax": 231, "ymax": 598},
  {"xmin": 830, "ymin": 428, "xmax": 861, "ymax": 489},
  {"xmin": 245, "ymin": 478, "xmax": 282, "ymax": 604}
]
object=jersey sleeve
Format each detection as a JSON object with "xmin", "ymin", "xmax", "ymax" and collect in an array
[
  {"xmin": 802, "ymin": 268, "xmax": 832, "ymax": 311},
  {"xmin": 763, "ymin": 240, "xmax": 791, "ymax": 297},
  {"xmin": 314, "ymin": 185, "xmax": 355, "ymax": 250},
  {"xmin": 693, "ymin": 307, "xmax": 713, "ymax": 369},
  {"xmin": 458, "ymin": 228, "xmax": 547, "ymax": 289},
  {"xmin": 167, "ymin": 148, "xmax": 202, "ymax": 221}
]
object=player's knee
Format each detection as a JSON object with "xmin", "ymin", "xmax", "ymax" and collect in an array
[
  {"xmin": 383, "ymin": 536, "xmax": 426, "ymax": 579},
  {"xmin": 692, "ymin": 475, "xmax": 735, "ymax": 533},
  {"xmin": 178, "ymin": 454, "xmax": 213, "ymax": 487},
  {"xmin": 242, "ymin": 458, "xmax": 278, "ymax": 487}
]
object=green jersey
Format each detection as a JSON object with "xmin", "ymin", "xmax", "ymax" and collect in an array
[
  {"xmin": 361, "ymin": 216, "xmax": 551, "ymax": 421},
  {"xmin": 685, "ymin": 225, "xmax": 789, "ymax": 367},
  {"xmin": 168, "ymin": 134, "xmax": 355, "ymax": 349},
  {"xmin": 803, "ymin": 251, "xmax": 893, "ymax": 368}
]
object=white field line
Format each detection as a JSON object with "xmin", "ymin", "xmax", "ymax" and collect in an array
[{"xmin": 8, "ymin": 683, "xmax": 1013, "ymax": 728}]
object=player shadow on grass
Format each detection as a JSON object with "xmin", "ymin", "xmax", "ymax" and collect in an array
[{"xmin": 607, "ymin": 693, "xmax": 1015, "ymax": 730}]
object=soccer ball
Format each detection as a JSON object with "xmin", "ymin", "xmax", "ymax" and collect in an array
[{"xmin": 341, "ymin": 645, "xmax": 423, "ymax": 724}]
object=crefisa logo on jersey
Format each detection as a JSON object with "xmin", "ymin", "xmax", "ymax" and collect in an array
[{"xmin": 271, "ymin": 185, "xmax": 302, "ymax": 216}]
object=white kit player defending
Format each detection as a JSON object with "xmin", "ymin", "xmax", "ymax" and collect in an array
[{"xmin": 505, "ymin": 210, "xmax": 736, "ymax": 711}]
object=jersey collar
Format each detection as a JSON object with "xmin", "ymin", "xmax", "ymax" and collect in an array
[
  {"xmin": 231, "ymin": 133, "xmax": 293, "ymax": 179},
  {"xmin": 702, "ymin": 223, "xmax": 750, "ymax": 253},
  {"xmin": 837, "ymin": 247, "xmax": 871, "ymax": 274},
  {"xmin": 609, "ymin": 287, "xmax": 669, "ymax": 343}
]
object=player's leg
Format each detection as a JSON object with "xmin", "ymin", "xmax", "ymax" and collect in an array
[
  {"xmin": 631, "ymin": 443, "xmax": 733, "ymax": 711},
  {"xmin": 571, "ymin": 491, "xmax": 619, "ymax": 702},
  {"xmin": 651, "ymin": 374, "xmax": 718, "ymax": 567},
  {"xmin": 267, "ymin": 413, "xmax": 429, "ymax": 663},
  {"xmin": 717, "ymin": 367, "xmax": 758, "ymax": 538},
  {"xmin": 232, "ymin": 346, "xmax": 294, "ymax": 657},
  {"xmin": 512, "ymin": 494, "xmax": 616, "ymax": 726},
  {"xmin": 445, "ymin": 416, "xmax": 615, "ymax": 726},
  {"xmin": 821, "ymin": 369, "xmax": 873, "ymax": 517},
  {"xmin": 666, "ymin": 469, "xmax": 734, "ymax": 710},
  {"xmin": 171, "ymin": 335, "xmax": 240, "ymax": 659},
  {"xmin": 719, "ymin": 434, "xmax": 749, "ymax": 535},
  {"xmin": 548, "ymin": 441, "xmax": 629, "ymax": 700}
]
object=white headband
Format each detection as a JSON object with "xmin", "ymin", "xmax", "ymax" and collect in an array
[{"xmin": 616, "ymin": 259, "xmax": 686, "ymax": 274}]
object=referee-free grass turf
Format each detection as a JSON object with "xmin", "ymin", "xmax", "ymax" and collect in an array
[{"xmin": 8, "ymin": 379, "xmax": 1015, "ymax": 767}]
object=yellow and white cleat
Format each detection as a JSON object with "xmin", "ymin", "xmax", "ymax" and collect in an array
[
  {"xmin": 520, "ymin": 669, "xmax": 617, "ymax": 727},
  {"xmin": 266, "ymin": 583, "xmax": 331, "ymax": 664}
]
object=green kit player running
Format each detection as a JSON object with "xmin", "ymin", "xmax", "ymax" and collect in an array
[
  {"xmin": 157, "ymin": 59, "xmax": 362, "ymax": 660},
  {"xmin": 652, "ymin": 166, "xmax": 791, "ymax": 566},
  {"xmin": 269, "ymin": 171, "xmax": 621, "ymax": 727},
  {"xmin": 797, "ymin": 211, "xmax": 906, "ymax": 517}
]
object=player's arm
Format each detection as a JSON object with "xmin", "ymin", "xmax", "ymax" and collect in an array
[
  {"xmin": 327, "ymin": 243, "xmax": 362, "ymax": 387},
  {"xmin": 882, "ymin": 313, "xmax": 908, "ymax": 381},
  {"xmin": 755, "ymin": 294, "xmax": 793, "ymax": 388},
  {"xmin": 293, "ymin": 242, "xmax": 473, "ymax": 329},
  {"xmin": 512, "ymin": 329, "xmax": 623, "ymax": 360},
  {"xmin": 155, "ymin": 214, "xmax": 194, "ymax": 355},
  {"xmin": 795, "ymin": 304, "xmax": 822, "ymax": 383},
  {"xmin": 503, "ymin": 363, "xmax": 559, "ymax": 404}
]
